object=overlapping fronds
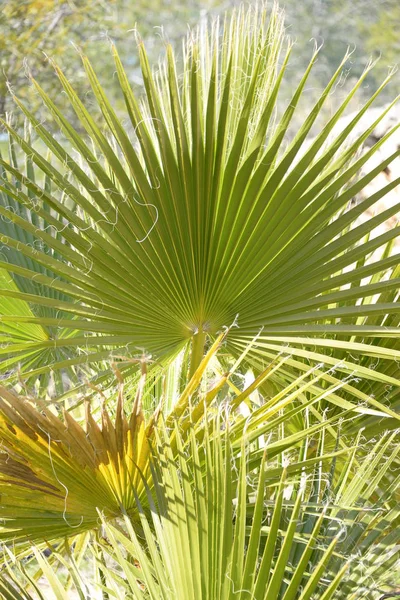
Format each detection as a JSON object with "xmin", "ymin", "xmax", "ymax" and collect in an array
[
  {"xmin": 0, "ymin": 3, "xmax": 398, "ymax": 399},
  {"xmin": 2, "ymin": 420, "xmax": 399, "ymax": 599},
  {"xmin": 98, "ymin": 425, "xmax": 400, "ymax": 599},
  {"xmin": 0, "ymin": 333, "xmax": 222, "ymax": 544},
  {"xmin": 1, "ymin": 334, "xmax": 392, "ymax": 547}
]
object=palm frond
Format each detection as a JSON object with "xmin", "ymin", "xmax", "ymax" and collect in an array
[
  {"xmin": 1, "ymin": 335, "xmax": 389, "ymax": 547},
  {"xmin": 0, "ymin": 3, "xmax": 398, "ymax": 400},
  {"xmin": 3, "ymin": 416, "xmax": 397, "ymax": 598}
]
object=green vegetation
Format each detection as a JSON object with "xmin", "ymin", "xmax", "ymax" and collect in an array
[{"xmin": 0, "ymin": 3, "xmax": 399, "ymax": 598}]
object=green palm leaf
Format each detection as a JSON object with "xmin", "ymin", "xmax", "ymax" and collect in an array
[
  {"xmin": 3, "ymin": 416, "xmax": 397, "ymax": 599},
  {"xmin": 97, "ymin": 422, "xmax": 400, "ymax": 599},
  {"xmin": 0, "ymin": 4, "xmax": 398, "ymax": 405},
  {"xmin": 0, "ymin": 134, "xmax": 92, "ymax": 393},
  {"xmin": 0, "ymin": 334, "xmax": 385, "ymax": 547}
]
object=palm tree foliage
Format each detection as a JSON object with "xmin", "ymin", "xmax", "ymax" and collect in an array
[
  {"xmin": 0, "ymin": 3, "xmax": 400, "ymax": 598},
  {"xmin": 0, "ymin": 331, "xmax": 374, "ymax": 546},
  {"xmin": 0, "ymin": 339, "xmax": 399, "ymax": 596},
  {"xmin": 0, "ymin": 128, "xmax": 85, "ymax": 394},
  {"xmin": 0, "ymin": 3, "xmax": 398, "ymax": 403},
  {"xmin": 1, "ymin": 407, "xmax": 399, "ymax": 598},
  {"xmin": 0, "ymin": 333, "xmax": 225, "ymax": 544},
  {"xmin": 97, "ymin": 426, "xmax": 400, "ymax": 600}
]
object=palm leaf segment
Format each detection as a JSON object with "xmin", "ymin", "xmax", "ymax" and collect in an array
[
  {"xmin": 0, "ymin": 382, "xmax": 151, "ymax": 541},
  {"xmin": 0, "ymin": 4, "xmax": 399, "ymax": 393}
]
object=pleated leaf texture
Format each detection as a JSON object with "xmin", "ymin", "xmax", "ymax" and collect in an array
[
  {"xmin": 1, "ymin": 418, "xmax": 399, "ymax": 598},
  {"xmin": 0, "ymin": 3, "xmax": 399, "ymax": 397},
  {"xmin": 1, "ymin": 333, "xmax": 387, "ymax": 546}
]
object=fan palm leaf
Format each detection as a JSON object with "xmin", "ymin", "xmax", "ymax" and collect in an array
[{"xmin": 0, "ymin": 3, "xmax": 398, "ymax": 400}]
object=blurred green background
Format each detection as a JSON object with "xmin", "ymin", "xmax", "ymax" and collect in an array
[{"xmin": 0, "ymin": 0, "xmax": 398, "ymax": 134}]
